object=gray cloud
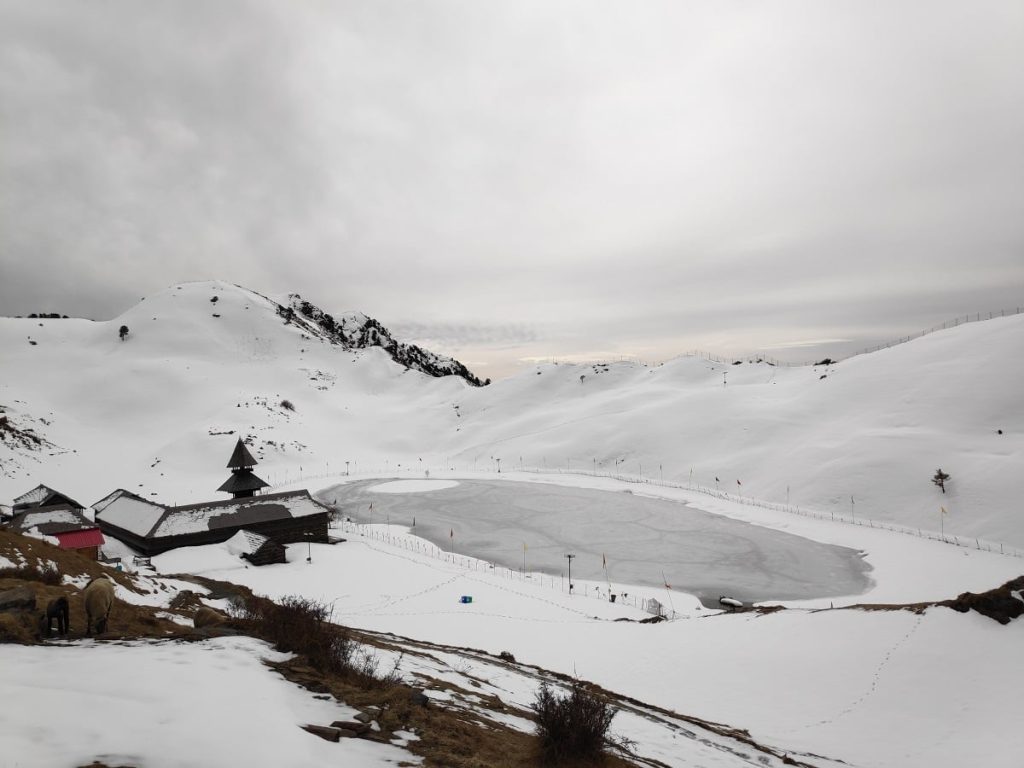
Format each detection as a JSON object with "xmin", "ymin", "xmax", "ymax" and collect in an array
[
  {"xmin": 389, "ymin": 321, "xmax": 539, "ymax": 347},
  {"xmin": 1, "ymin": 1, "xmax": 1021, "ymax": 376}
]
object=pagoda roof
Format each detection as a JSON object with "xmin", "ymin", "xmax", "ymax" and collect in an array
[
  {"xmin": 217, "ymin": 469, "xmax": 270, "ymax": 495},
  {"xmin": 226, "ymin": 438, "xmax": 259, "ymax": 469}
]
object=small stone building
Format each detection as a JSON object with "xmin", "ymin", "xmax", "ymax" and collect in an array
[{"xmin": 226, "ymin": 529, "xmax": 287, "ymax": 566}]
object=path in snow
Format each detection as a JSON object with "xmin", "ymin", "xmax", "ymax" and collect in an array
[{"xmin": 323, "ymin": 478, "xmax": 872, "ymax": 604}]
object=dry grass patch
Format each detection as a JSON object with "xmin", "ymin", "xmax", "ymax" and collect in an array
[{"xmin": 269, "ymin": 656, "xmax": 640, "ymax": 768}]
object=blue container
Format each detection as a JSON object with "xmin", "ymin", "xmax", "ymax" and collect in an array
[{"xmin": 459, "ymin": 595, "xmax": 473, "ymax": 604}]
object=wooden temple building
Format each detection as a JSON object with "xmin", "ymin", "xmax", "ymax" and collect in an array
[{"xmin": 94, "ymin": 439, "xmax": 328, "ymax": 556}]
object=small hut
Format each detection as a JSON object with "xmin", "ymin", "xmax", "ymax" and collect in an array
[
  {"xmin": 12, "ymin": 484, "xmax": 86, "ymax": 514},
  {"xmin": 217, "ymin": 439, "xmax": 270, "ymax": 499},
  {"xmin": 226, "ymin": 529, "xmax": 287, "ymax": 566},
  {"xmin": 9, "ymin": 507, "xmax": 104, "ymax": 560}
]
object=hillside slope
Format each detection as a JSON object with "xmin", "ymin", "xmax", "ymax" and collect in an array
[
  {"xmin": 443, "ymin": 315, "xmax": 1024, "ymax": 546},
  {"xmin": 1, "ymin": 280, "xmax": 1021, "ymax": 548}
]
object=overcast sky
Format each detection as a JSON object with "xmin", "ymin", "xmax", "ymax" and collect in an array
[{"xmin": 2, "ymin": 1, "xmax": 1022, "ymax": 377}]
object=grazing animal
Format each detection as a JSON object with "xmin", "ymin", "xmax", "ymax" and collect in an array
[
  {"xmin": 193, "ymin": 606, "xmax": 227, "ymax": 629},
  {"xmin": 39, "ymin": 596, "xmax": 70, "ymax": 637},
  {"xmin": 83, "ymin": 576, "xmax": 115, "ymax": 635}
]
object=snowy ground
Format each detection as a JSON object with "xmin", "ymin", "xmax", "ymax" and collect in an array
[
  {"xmin": 151, "ymin": 471, "xmax": 1024, "ymax": 768},
  {"xmin": 3, "ymin": 282, "xmax": 1023, "ymax": 767},
  {"xmin": 1, "ymin": 636, "xmax": 418, "ymax": 768},
  {"xmin": 2, "ymin": 281, "xmax": 1022, "ymax": 550}
]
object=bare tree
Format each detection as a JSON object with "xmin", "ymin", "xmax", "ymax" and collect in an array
[{"xmin": 932, "ymin": 468, "xmax": 950, "ymax": 494}]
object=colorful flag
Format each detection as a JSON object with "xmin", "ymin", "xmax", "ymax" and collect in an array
[
  {"xmin": 736, "ymin": 479, "xmax": 741, "ymax": 486},
  {"xmin": 941, "ymin": 506, "xmax": 947, "ymax": 515},
  {"xmin": 450, "ymin": 528, "xmax": 454, "ymax": 538},
  {"xmin": 602, "ymin": 553, "xmax": 607, "ymax": 569}
]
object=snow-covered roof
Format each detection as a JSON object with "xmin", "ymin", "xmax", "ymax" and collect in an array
[
  {"xmin": 225, "ymin": 529, "xmax": 270, "ymax": 557},
  {"xmin": 96, "ymin": 490, "xmax": 326, "ymax": 540},
  {"xmin": 94, "ymin": 494, "xmax": 169, "ymax": 537},
  {"xmin": 152, "ymin": 491, "xmax": 326, "ymax": 538},
  {"xmin": 13, "ymin": 484, "xmax": 52, "ymax": 506},
  {"xmin": 12, "ymin": 484, "xmax": 85, "ymax": 511},
  {"xmin": 9, "ymin": 506, "xmax": 98, "ymax": 535},
  {"xmin": 92, "ymin": 488, "xmax": 154, "ymax": 514}
]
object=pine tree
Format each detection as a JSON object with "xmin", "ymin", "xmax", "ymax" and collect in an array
[{"xmin": 932, "ymin": 468, "xmax": 950, "ymax": 493}]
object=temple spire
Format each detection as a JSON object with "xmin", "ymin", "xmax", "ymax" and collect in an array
[
  {"xmin": 218, "ymin": 438, "xmax": 269, "ymax": 498},
  {"xmin": 226, "ymin": 438, "xmax": 259, "ymax": 470}
]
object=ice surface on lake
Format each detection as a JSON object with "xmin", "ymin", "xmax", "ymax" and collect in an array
[{"xmin": 329, "ymin": 478, "xmax": 872, "ymax": 604}]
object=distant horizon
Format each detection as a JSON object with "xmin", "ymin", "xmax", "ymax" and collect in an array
[{"xmin": 4, "ymin": 279, "xmax": 1020, "ymax": 379}]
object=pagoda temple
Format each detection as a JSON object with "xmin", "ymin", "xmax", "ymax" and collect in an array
[{"xmin": 217, "ymin": 438, "xmax": 270, "ymax": 498}]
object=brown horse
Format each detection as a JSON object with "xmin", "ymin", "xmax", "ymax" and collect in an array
[{"xmin": 39, "ymin": 596, "xmax": 69, "ymax": 637}]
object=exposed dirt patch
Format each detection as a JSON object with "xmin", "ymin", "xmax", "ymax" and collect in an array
[{"xmin": 0, "ymin": 530, "xmax": 206, "ymax": 643}]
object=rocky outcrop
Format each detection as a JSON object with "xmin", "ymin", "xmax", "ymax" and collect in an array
[{"xmin": 278, "ymin": 295, "xmax": 488, "ymax": 387}]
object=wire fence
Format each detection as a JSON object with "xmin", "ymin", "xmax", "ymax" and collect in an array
[
  {"xmin": 512, "ymin": 467, "xmax": 1024, "ymax": 560},
  {"xmin": 273, "ymin": 462, "xmax": 1024, "ymax": 565},
  {"xmin": 332, "ymin": 518, "xmax": 679, "ymax": 619}
]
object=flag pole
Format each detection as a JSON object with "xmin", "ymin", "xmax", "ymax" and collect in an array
[{"xmin": 661, "ymin": 570, "xmax": 675, "ymax": 615}]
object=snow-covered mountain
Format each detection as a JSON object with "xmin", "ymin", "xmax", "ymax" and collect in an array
[{"xmin": 1, "ymin": 280, "xmax": 1022, "ymax": 549}]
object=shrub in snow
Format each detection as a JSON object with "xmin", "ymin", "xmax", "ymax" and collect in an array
[
  {"xmin": 234, "ymin": 595, "xmax": 387, "ymax": 682},
  {"xmin": 119, "ymin": 325, "xmax": 129, "ymax": 341},
  {"xmin": 239, "ymin": 595, "xmax": 348, "ymax": 672},
  {"xmin": 280, "ymin": 399, "xmax": 295, "ymax": 412},
  {"xmin": 532, "ymin": 679, "xmax": 616, "ymax": 764},
  {"xmin": 0, "ymin": 563, "xmax": 61, "ymax": 585}
]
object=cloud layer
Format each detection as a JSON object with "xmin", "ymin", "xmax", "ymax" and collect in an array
[{"xmin": 2, "ymin": 1, "xmax": 1021, "ymax": 376}]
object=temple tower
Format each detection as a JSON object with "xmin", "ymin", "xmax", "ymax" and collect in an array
[{"xmin": 217, "ymin": 438, "xmax": 270, "ymax": 498}]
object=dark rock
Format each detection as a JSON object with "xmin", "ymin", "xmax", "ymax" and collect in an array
[
  {"xmin": 409, "ymin": 689, "xmax": 430, "ymax": 707},
  {"xmin": 940, "ymin": 576, "xmax": 1024, "ymax": 625},
  {"xmin": 330, "ymin": 720, "xmax": 369, "ymax": 734},
  {"xmin": 301, "ymin": 724, "xmax": 341, "ymax": 742},
  {"xmin": 0, "ymin": 586, "xmax": 36, "ymax": 612},
  {"xmin": 353, "ymin": 711, "xmax": 374, "ymax": 724},
  {"xmin": 498, "ymin": 651, "xmax": 516, "ymax": 662}
]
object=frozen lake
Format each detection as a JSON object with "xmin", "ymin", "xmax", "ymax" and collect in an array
[{"xmin": 320, "ymin": 478, "xmax": 872, "ymax": 605}]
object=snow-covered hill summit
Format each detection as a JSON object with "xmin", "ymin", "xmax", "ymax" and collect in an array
[{"xmin": 1, "ymin": 280, "xmax": 1022, "ymax": 550}]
